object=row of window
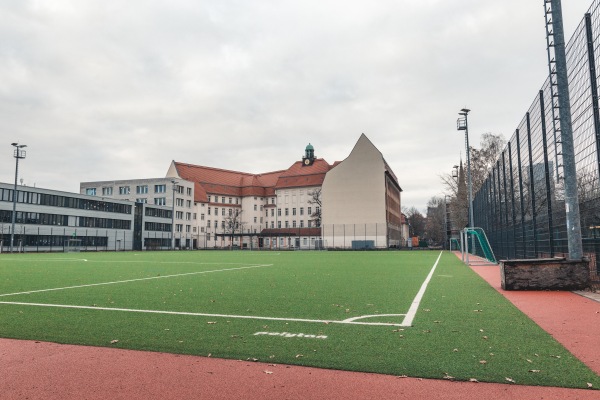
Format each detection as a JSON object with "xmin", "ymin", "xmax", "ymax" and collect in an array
[
  {"xmin": 144, "ymin": 222, "xmax": 172, "ymax": 232},
  {"xmin": 207, "ymin": 195, "xmax": 239, "ymax": 205},
  {"xmin": 144, "ymin": 207, "xmax": 172, "ymax": 219},
  {"xmin": 78, "ymin": 217, "xmax": 131, "ymax": 230},
  {"xmin": 275, "ymin": 207, "xmax": 317, "ymax": 217},
  {"xmin": 0, "ymin": 189, "xmax": 132, "ymax": 214},
  {"xmin": 0, "ymin": 210, "xmax": 68, "ymax": 226},
  {"xmin": 9, "ymin": 235, "xmax": 108, "ymax": 247}
]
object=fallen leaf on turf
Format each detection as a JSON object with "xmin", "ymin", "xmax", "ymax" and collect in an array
[
  {"xmin": 505, "ymin": 377, "xmax": 516, "ymax": 383},
  {"xmin": 434, "ymin": 320, "xmax": 441, "ymax": 323},
  {"xmin": 453, "ymin": 348, "xmax": 459, "ymax": 352},
  {"xmin": 423, "ymin": 309, "xmax": 431, "ymax": 312},
  {"xmin": 207, "ymin": 353, "xmax": 212, "ymax": 357},
  {"xmin": 397, "ymin": 375, "xmax": 408, "ymax": 379},
  {"xmin": 469, "ymin": 378, "xmax": 479, "ymax": 383},
  {"xmin": 587, "ymin": 383, "xmax": 593, "ymax": 388},
  {"xmin": 207, "ymin": 322, "xmax": 217, "ymax": 325},
  {"xmin": 248, "ymin": 358, "xmax": 259, "ymax": 362},
  {"xmin": 295, "ymin": 354, "xmax": 303, "ymax": 358},
  {"xmin": 482, "ymin": 336, "xmax": 488, "ymax": 340},
  {"xmin": 479, "ymin": 329, "xmax": 484, "ymax": 332},
  {"xmin": 398, "ymin": 335, "xmax": 404, "ymax": 338},
  {"xmin": 110, "ymin": 340, "xmax": 119, "ymax": 344},
  {"xmin": 479, "ymin": 360, "xmax": 487, "ymax": 365},
  {"xmin": 551, "ymin": 355, "xmax": 561, "ymax": 359},
  {"xmin": 422, "ymin": 330, "xmax": 431, "ymax": 333},
  {"xmin": 473, "ymin": 310, "xmax": 482, "ymax": 312},
  {"xmin": 528, "ymin": 370, "xmax": 541, "ymax": 373},
  {"xmin": 527, "ymin": 359, "xmax": 533, "ymax": 363},
  {"xmin": 443, "ymin": 374, "xmax": 455, "ymax": 380},
  {"xmin": 264, "ymin": 370, "xmax": 273, "ymax": 374}
]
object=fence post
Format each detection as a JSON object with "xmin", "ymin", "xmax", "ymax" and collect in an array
[
  {"xmin": 539, "ymin": 90, "xmax": 555, "ymax": 257},
  {"xmin": 508, "ymin": 142, "xmax": 518, "ymax": 259},
  {"xmin": 526, "ymin": 112, "xmax": 539, "ymax": 257}
]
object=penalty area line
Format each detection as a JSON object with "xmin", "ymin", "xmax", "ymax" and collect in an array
[
  {"xmin": 0, "ymin": 301, "xmax": 405, "ymax": 327},
  {"xmin": 0, "ymin": 264, "xmax": 274, "ymax": 298},
  {"xmin": 401, "ymin": 251, "xmax": 443, "ymax": 327}
]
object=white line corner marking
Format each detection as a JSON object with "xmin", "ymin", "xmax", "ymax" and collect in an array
[{"xmin": 401, "ymin": 251, "xmax": 443, "ymax": 327}]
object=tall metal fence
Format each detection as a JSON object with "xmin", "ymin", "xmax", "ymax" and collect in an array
[{"xmin": 473, "ymin": 0, "xmax": 600, "ymax": 273}]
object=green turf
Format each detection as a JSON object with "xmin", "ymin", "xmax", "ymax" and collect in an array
[{"xmin": 0, "ymin": 250, "xmax": 597, "ymax": 389}]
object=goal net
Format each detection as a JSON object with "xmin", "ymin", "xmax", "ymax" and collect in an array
[{"xmin": 65, "ymin": 239, "xmax": 82, "ymax": 253}]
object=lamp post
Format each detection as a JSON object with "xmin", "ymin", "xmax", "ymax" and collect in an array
[
  {"xmin": 171, "ymin": 180, "xmax": 178, "ymax": 250},
  {"xmin": 457, "ymin": 109, "xmax": 474, "ymax": 252},
  {"xmin": 10, "ymin": 143, "xmax": 27, "ymax": 253}
]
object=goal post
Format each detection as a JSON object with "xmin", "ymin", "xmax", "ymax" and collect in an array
[{"xmin": 65, "ymin": 239, "xmax": 82, "ymax": 253}]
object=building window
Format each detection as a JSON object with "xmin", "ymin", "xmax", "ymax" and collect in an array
[
  {"xmin": 271, "ymin": 209, "xmax": 274, "ymax": 217},
  {"xmin": 102, "ymin": 187, "xmax": 113, "ymax": 196},
  {"xmin": 187, "ymin": 188, "xmax": 192, "ymax": 196},
  {"xmin": 215, "ymin": 208, "xmax": 218, "ymax": 215},
  {"xmin": 277, "ymin": 208, "xmax": 281, "ymax": 216},
  {"xmin": 222, "ymin": 208, "xmax": 225, "ymax": 216},
  {"xmin": 254, "ymin": 204, "xmax": 257, "ymax": 211},
  {"xmin": 229, "ymin": 197, "xmax": 232, "ymax": 204},
  {"xmin": 208, "ymin": 208, "xmax": 211, "ymax": 215},
  {"xmin": 186, "ymin": 200, "xmax": 191, "ymax": 208},
  {"xmin": 222, "ymin": 197, "xmax": 225, "ymax": 203},
  {"xmin": 292, "ymin": 221, "xmax": 296, "ymax": 228},
  {"xmin": 186, "ymin": 225, "xmax": 191, "ymax": 233},
  {"xmin": 207, "ymin": 234, "xmax": 211, "ymax": 241},
  {"xmin": 292, "ymin": 208, "xmax": 296, "ymax": 216},
  {"xmin": 186, "ymin": 213, "xmax": 191, "ymax": 220},
  {"xmin": 229, "ymin": 209, "xmax": 232, "ymax": 216},
  {"xmin": 308, "ymin": 207, "xmax": 312, "ymax": 215},
  {"xmin": 136, "ymin": 198, "xmax": 147, "ymax": 204},
  {"xmin": 136, "ymin": 185, "xmax": 148, "ymax": 194},
  {"xmin": 285, "ymin": 208, "xmax": 289, "ymax": 216},
  {"xmin": 207, "ymin": 220, "xmax": 211, "ymax": 227},
  {"xmin": 176, "ymin": 224, "xmax": 183, "ymax": 232},
  {"xmin": 300, "ymin": 207, "xmax": 304, "ymax": 215},
  {"xmin": 254, "ymin": 217, "xmax": 257, "ymax": 223},
  {"xmin": 300, "ymin": 220, "xmax": 304, "ymax": 228},
  {"xmin": 208, "ymin": 195, "xmax": 211, "ymax": 202},
  {"xmin": 221, "ymin": 221, "xmax": 225, "ymax": 228},
  {"xmin": 154, "ymin": 197, "xmax": 166, "ymax": 206},
  {"xmin": 176, "ymin": 211, "xmax": 183, "ymax": 219},
  {"xmin": 201, "ymin": 213, "xmax": 205, "ymax": 220},
  {"xmin": 193, "ymin": 213, "xmax": 197, "ymax": 220},
  {"xmin": 85, "ymin": 188, "xmax": 96, "ymax": 196},
  {"xmin": 285, "ymin": 221, "xmax": 289, "ymax": 228},
  {"xmin": 271, "ymin": 198, "xmax": 275, "ymax": 204},
  {"xmin": 271, "ymin": 221, "xmax": 274, "ymax": 228},
  {"xmin": 214, "ymin": 221, "xmax": 218, "ymax": 228},
  {"xmin": 154, "ymin": 184, "xmax": 166, "ymax": 193},
  {"xmin": 278, "ymin": 221, "xmax": 281, "ymax": 228},
  {"xmin": 119, "ymin": 186, "xmax": 130, "ymax": 195},
  {"xmin": 308, "ymin": 220, "xmax": 312, "ymax": 228}
]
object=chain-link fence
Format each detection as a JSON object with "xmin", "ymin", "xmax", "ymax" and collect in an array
[{"xmin": 473, "ymin": 0, "xmax": 600, "ymax": 274}]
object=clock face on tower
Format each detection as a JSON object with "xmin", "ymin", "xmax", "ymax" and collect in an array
[{"xmin": 304, "ymin": 158, "xmax": 311, "ymax": 165}]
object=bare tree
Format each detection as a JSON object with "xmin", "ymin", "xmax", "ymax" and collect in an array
[
  {"xmin": 425, "ymin": 196, "xmax": 445, "ymax": 246},
  {"xmin": 308, "ymin": 188, "xmax": 322, "ymax": 227},
  {"xmin": 403, "ymin": 206, "xmax": 425, "ymax": 238},
  {"xmin": 223, "ymin": 209, "xmax": 245, "ymax": 249}
]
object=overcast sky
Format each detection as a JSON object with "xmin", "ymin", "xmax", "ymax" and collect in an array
[{"xmin": 0, "ymin": 0, "xmax": 594, "ymax": 212}]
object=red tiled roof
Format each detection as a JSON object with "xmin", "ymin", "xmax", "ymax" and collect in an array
[{"xmin": 173, "ymin": 160, "xmax": 331, "ymax": 203}]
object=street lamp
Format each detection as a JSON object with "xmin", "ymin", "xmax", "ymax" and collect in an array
[
  {"xmin": 10, "ymin": 143, "xmax": 27, "ymax": 253},
  {"xmin": 171, "ymin": 180, "xmax": 178, "ymax": 250},
  {"xmin": 457, "ymin": 109, "xmax": 474, "ymax": 252}
]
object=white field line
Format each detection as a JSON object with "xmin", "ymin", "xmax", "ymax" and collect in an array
[
  {"xmin": 0, "ymin": 264, "xmax": 273, "ymax": 298},
  {"xmin": 400, "ymin": 251, "xmax": 443, "ymax": 327},
  {"xmin": 0, "ymin": 301, "xmax": 405, "ymax": 327},
  {"xmin": 342, "ymin": 314, "xmax": 406, "ymax": 323}
]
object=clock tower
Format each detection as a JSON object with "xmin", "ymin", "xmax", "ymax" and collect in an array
[{"xmin": 302, "ymin": 143, "xmax": 315, "ymax": 166}]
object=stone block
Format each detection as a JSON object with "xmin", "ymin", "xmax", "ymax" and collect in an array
[{"xmin": 500, "ymin": 258, "xmax": 590, "ymax": 291}]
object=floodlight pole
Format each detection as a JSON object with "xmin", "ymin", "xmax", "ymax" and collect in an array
[
  {"xmin": 457, "ymin": 109, "xmax": 474, "ymax": 253},
  {"xmin": 10, "ymin": 143, "xmax": 26, "ymax": 253},
  {"xmin": 171, "ymin": 180, "xmax": 178, "ymax": 250}
]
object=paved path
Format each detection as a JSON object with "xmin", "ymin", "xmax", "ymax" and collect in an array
[{"xmin": 1, "ymin": 252, "xmax": 598, "ymax": 399}]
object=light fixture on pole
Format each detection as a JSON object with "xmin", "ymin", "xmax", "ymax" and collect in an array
[
  {"xmin": 10, "ymin": 143, "xmax": 27, "ymax": 253},
  {"xmin": 171, "ymin": 180, "xmax": 178, "ymax": 250},
  {"xmin": 457, "ymin": 109, "xmax": 474, "ymax": 252}
]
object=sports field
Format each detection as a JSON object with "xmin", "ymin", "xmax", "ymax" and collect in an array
[{"xmin": 0, "ymin": 250, "xmax": 597, "ymax": 389}]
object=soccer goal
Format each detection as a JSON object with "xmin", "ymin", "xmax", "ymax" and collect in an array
[{"xmin": 65, "ymin": 239, "xmax": 82, "ymax": 253}]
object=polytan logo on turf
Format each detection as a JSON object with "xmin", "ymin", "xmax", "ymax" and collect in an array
[{"xmin": 254, "ymin": 331, "xmax": 327, "ymax": 339}]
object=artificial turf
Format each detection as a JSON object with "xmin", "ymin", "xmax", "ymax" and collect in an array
[{"xmin": 0, "ymin": 250, "xmax": 597, "ymax": 389}]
